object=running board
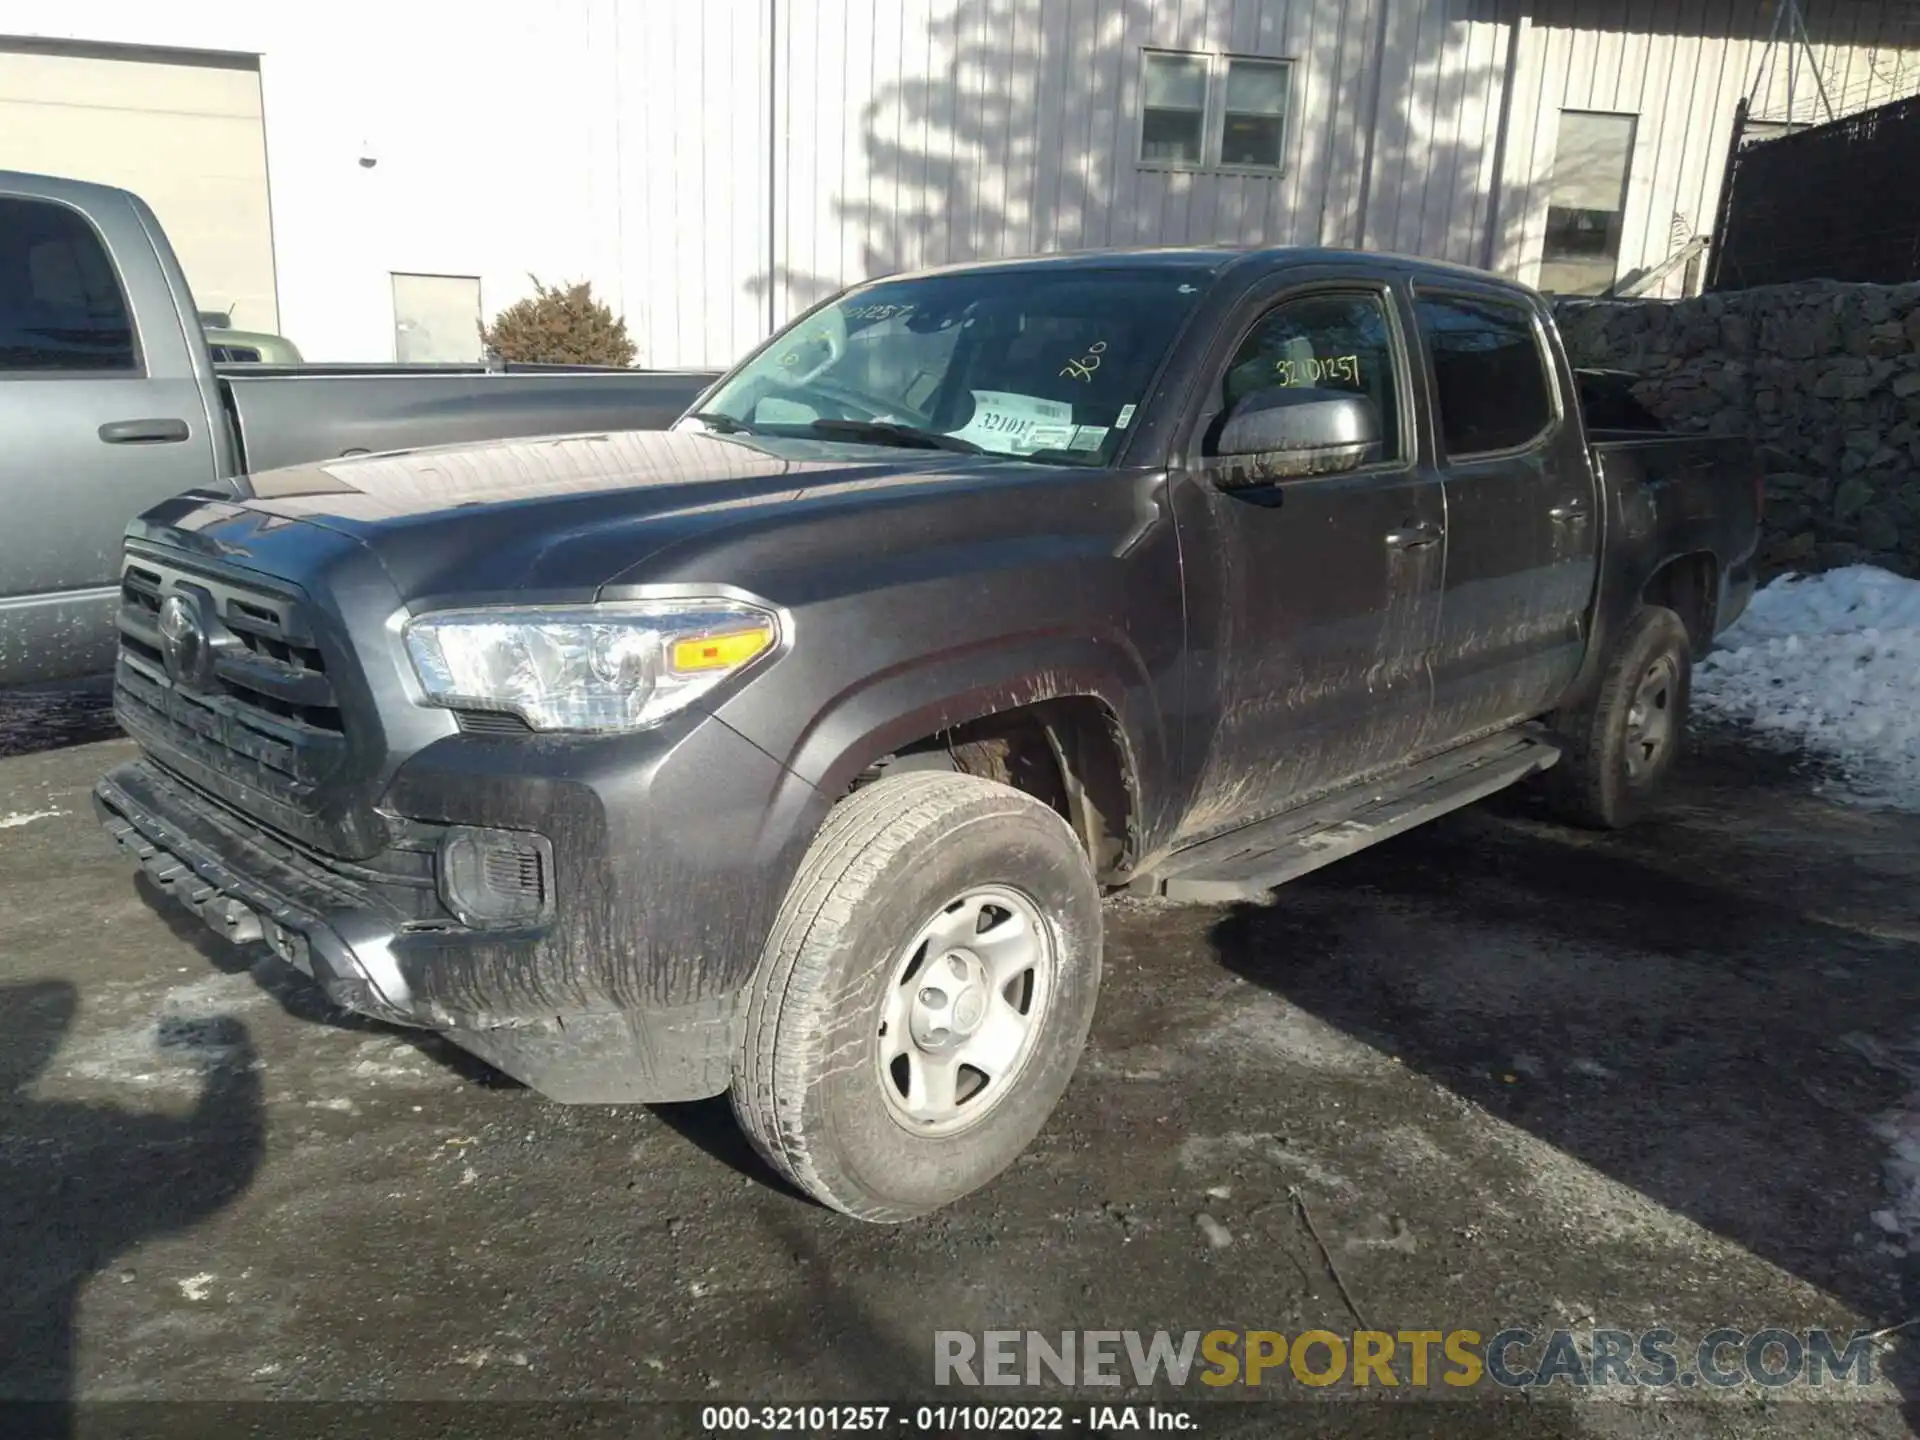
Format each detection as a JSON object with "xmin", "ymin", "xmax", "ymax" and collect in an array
[{"xmin": 1132, "ymin": 731, "xmax": 1562, "ymax": 903}]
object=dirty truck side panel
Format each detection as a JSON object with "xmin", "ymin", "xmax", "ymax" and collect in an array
[
  {"xmin": 1160, "ymin": 265, "xmax": 1446, "ymax": 843},
  {"xmin": 676, "ymin": 464, "xmax": 1192, "ymax": 869},
  {"xmin": 1587, "ymin": 436, "xmax": 1762, "ymax": 654},
  {"xmin": 1408, "ymin": 282, "xmax": 1602, "ymax": 750}
]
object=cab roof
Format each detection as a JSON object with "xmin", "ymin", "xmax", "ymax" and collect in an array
[{"xmin": 864, "ymin": 244, "xmax": 1540, "ymax": 298}]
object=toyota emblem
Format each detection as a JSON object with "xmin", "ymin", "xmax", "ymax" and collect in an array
[{"xmin": 158, "ymin": 593, "xmax": 209, "ymax": 688}]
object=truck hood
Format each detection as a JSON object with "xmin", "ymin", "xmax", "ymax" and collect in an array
[{"xmin": 237, "ymin": 428, "xmax": 1039, "ymax": 600}]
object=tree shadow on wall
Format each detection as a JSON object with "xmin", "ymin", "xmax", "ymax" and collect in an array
[
  {"xmin": 747, "ymin": 0, "xmax": 1905, "ymax": 321},
  {"xmin": 749, "ymin": 0, "xmax": 1501, "ymax": 321}
]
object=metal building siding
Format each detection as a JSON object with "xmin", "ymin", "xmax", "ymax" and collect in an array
[
  {"xmin": 1356, "ymin": 0, "xmax": 1514, "ymax": 266},
  {"xmin": 1504, "ymin": 0, "xmax": 1920, "ymax": 296},
  {"xmin": 603, "ymin": 0, "xmax": 1920, "ymax": 366},
  {"xmin": 608, "ymin": 0, "xmax": 771, "ymax": 368},
  {"xmin": 766, "ymin": 0, "xmax": 1381, "ymax": 300}
]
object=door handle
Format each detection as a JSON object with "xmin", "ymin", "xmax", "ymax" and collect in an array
[
  {"xmin": 99, "ymin": 418, "xmax": 191, "ymax": 445},
  {"xmin": 1548, "ymin": 499, "xmax": 1590, "ymax": 523},
  {"xmin": 1385, "ymin": 521, "xmax": 1444, "ymax": 550}
]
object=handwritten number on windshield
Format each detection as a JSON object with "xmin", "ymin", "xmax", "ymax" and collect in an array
[{"xmin": 1061, "ymin": 341, "xmax": 1108, "ymax": 382}]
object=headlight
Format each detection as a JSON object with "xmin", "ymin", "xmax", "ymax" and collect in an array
[{"xmin": 402, "ymin": 600, "xmax": 779, "ymax": 732}]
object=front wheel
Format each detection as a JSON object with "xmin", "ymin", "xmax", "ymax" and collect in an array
[
  {"xmin": 1541, "ymin": 604, "xmax": 1693, "ymax": 829},
  {"xmin": 731, "ymin": 772, "xmax": 1103, "ymax": 1222}
]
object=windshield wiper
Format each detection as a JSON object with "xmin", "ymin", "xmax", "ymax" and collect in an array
[
  {"xmin": 686, "ymin": 411, "xmax": 755, "ymax": 434},
  {"xmin": 798, "ymin": 419, "xmax": 984, "ymax": 454}
]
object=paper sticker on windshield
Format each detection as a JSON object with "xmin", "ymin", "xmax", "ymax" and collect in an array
[
  {"xmin": 1115, "ymin": 404, "xmax": 1137, "ymax": 429},
  {"xmin": 756, "ymin": 397, "xmax": 821, "ymax": 424},
  {"xmin": 949, "ymin": 390, "xmax": 1075, "ymax": 452},
  {"xmin": 1068, "ymin": 425, "xmax": 1108, "ymax": 451}
]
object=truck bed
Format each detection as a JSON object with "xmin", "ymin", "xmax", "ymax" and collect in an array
[
  {"xmin": 222, "ymin": 368, "xmax": 722, "ymax": 476},
  {"xmin": 1587, "ymin": 430, "xmax": 1763, "ymax": 641}
]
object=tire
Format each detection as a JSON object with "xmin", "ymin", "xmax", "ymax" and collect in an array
[
  {"xmin": 1541, "ymin": 604, "xmax": 1693, "ymax": 830},
  {"xmin": 731, "ymin": 771, "xmax": 1103, "ymax": 1222}
]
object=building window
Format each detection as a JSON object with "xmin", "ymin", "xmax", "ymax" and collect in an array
[
  {"xmin": 1141, "ymin": 52, "xmax": 1209, "ymax": 165},
  {"xmin": 1139, "ymin": 51, "xmax": 1292, "ymax": 173},
  {"xmin": 1538, "ymin": 111, "xmax": 1637, "ymax": 296},
  {"xmin": 1220, "ymin": 59, "xmax": 1290, "ymax": 169},
  {"xmin": 392, "ymin": 272, "xmax": 483, "ymax": 363}
]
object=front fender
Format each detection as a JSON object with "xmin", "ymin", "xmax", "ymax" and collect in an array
[
  {"xmin": 715, "ymin": 627, "xmax": 1171, "ymax": 852},
  {"xmin": 783, "ymin": 631, "xmax": 1159, "ymax": 791}
]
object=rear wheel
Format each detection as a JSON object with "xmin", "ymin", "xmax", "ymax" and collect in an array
[
  {"xmin": 731, "ymin": 772, "xmax": 1102, "ymax": 1222},
  {"xmin": 1542, "ymin": 604, "xmax": 1692, "ymax": 830}
]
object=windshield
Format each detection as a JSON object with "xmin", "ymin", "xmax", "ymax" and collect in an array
[{"xmin": 681, "ymin": 265, "xmax": 1216, "ymax": 464}]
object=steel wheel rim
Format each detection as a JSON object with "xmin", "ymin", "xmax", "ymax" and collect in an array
[
  {"xmin": 1624, "ymin": 654, "xmax": 1678, "ymax": 780},
  {"xmin": 876, "ymin": 885, "xmax": 1056, "ymax": 1137}
]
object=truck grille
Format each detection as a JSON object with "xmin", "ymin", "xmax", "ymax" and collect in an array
[{"xmin": 114, "ymin": 555, "xmax": 349, "ymax": 808}]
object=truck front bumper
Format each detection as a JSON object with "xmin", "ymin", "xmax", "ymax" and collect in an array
[
  {"xmin": 97, "ymin": 760, "xmax": 426, "ymax": 1026},
  {"xmin": 95, "ymin": 723, "xmax": 826, "ymax": 1102}
]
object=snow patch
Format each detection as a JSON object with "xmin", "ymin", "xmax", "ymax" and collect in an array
[
  {"xmin": 0, "ymin": 809, "xmax": 63, "ymax": 828},
  {"xmin": 1874, "ymin": 1106, "xmax": 1920, "ymax": 1251},
  {"xmin": 177, "ymin": 1273, "xmax": 215, "ymax": 1302},
  {"xmin": 1177, "ymin": 1131, "xmax": 1355, "ymax": 1194},
  {"xmin": 1194, "ymin": 1213, "xmax": 1234, "ymax": 1250},
  {"xmin": 56, "ymin": 972, "xmax": 269, "ymax": 1092},
  {"xmin": 1696, "ymin": 565, "xmax": 1920, "ymax": 810},
  {"xmin": 1843, "ymin": 1030, "xmax": 1920, "ymax": 1249}
]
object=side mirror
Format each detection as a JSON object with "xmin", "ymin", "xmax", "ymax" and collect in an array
[{"xmin": 1212, "ymin": 387, "xmax": 1381, "ymax": 483}]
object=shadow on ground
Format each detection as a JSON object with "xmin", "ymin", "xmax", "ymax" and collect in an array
[
  {"xmin": 647, "ymin": 1095, "xmax": 809, "ymax": 1205},
  {"xmin": 0, "ymin": 980, "xmax": 264, "ymax": 1430},
  {"xmin": 131, "ymin": 871, "xmax": 519, "ymax": 1095},
  {"xmin": 0, "ymin": 681, "xmax": 118, "ymax": 761},
  {"xmin": 1207, "ymin": 737, "xmax": 1920, "ymax": 1417}
]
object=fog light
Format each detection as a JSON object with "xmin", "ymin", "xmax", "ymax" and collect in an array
[{"xmin": 438, "ymin": 826, "xmax": 554, "ymax": 928}]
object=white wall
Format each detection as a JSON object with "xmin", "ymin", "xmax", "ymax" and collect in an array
[
  {"xmin": 761, "ymin": 0, "xmax": 1388, "ymax": 324},
  {"xmin": 2, "ymin": 0, "xmax": 620, "ymax": 361},
  {"xmin": 605, "ymin": 0, "xmax": 774, "ymax": 371},
  {"xmin": 9, "ymin": 0, "xmax": 1920, "ymax": 367}
]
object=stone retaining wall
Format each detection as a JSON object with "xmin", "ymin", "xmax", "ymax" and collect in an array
[{"xmin": 1554, "ymin": 283, "xmax": 1920, "ymax": 577}]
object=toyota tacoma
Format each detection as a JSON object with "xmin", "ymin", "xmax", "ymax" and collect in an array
[{"xmin": 94, "ymin": 247, "xmax": 1760, "ymax": 1221}]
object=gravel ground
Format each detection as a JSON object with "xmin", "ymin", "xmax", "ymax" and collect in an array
[{"xmin": 3, "ymin": 686, "xmax": 1919, "ymax": 1439}]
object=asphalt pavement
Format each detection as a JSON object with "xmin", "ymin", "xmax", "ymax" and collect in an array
[{"xmin": 4, "ymin": 686, "xmax": 1919, "ymax": 1439}]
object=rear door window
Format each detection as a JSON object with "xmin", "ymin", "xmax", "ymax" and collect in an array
[
  {"xmin": 0, "ymin": 197, "xmax": 138, "ymax": 374},
  {"xmin": 1414, "ymin": 293, "xmax": 1555, "ymax": 457}
]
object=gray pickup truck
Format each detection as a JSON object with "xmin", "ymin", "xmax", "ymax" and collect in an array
[
  {"xmin": 96, "ymin": 247, "xmax": 1760, "ymax": 1222},
  {"xmin": 0, "ymin": 169, "xmax": 720, "ymax": 687}
]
